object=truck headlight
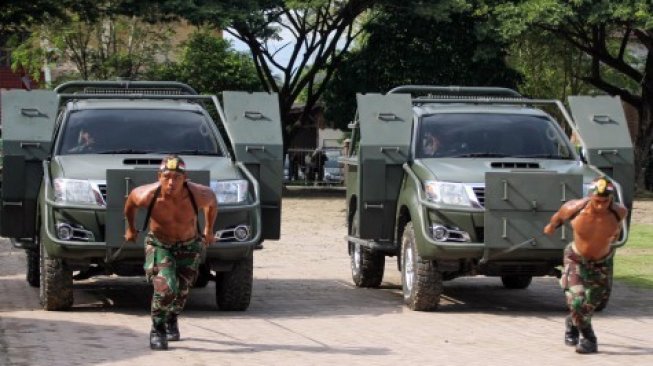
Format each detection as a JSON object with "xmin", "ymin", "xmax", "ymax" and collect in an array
[
  {"xmin": 424, "ymin": 180, "xmax": 472, "ymax": 207},
  {"xmin": 53, "ymin": 179, "xmax": 104, "ymax": 206},
  {"xmin": 211, "ymin": 180, "xmax": 248, "ymax": 204}
]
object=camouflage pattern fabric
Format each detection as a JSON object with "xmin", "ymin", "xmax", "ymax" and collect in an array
[
  {"xmin": 560, "ymin": 243, "xmax": 613, "ymax": 329},
  {"xmin": 144, "ymin": 232, "xmax": 203, "ymax": 326}
]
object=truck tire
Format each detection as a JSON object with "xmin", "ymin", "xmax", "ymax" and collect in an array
[
  {"xmin": 349, "ymin": 212, "xmax": 385, "ymax": 288},
  {"xmin": 500, "ymin": 275, "xmax": 533, "ymax": 289},
  {"xmin": 26, "ymin": 248, "xmax": 40, "ymax": 287},
  {"xmin": 401, "ymin": 222, "xmax": 442, "ymax": 311},
  {"xmin": 216, "ymin": 252, "xmax": 253, "ymax": 311},
  {"xmin": 39, "ymin": 225, "xmax": 74, "ymax": 311},
  {"xmin": 193, "ymin": 264, "xmax": 212, "ymax": 288}
]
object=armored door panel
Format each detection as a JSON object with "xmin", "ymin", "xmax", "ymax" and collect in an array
[
  {"xmin": 0, "ymin": 156, "xmax": 43, "ymax": 238},
  {"xmin": 568, "ymin": 95, "xmax": 634, "ymax": 209},
  {"xmin": 104, "ymin": 170, "xmax": 210, "ymax": 247},
  {"xmin": 0, "ymin": 90, "xmax": 56, "ymax": 237},
  {"xmin": 484, "ymin": 172, "xmax": 582, "ymax": 212},
  {"xmin": 357, "ymin": 93, "xmax": 412, "ymax": 240},
  {"xmin": 222, "ymin": 91, "xmax": 283, "ymax": 240},
  {"xmin": 357, "ymin": 93, "xmax": 413, "ymax": 162},
  {"xmin": 1, "ymin": 90, "xmax": 57, "ymax": 160},
  {"xmin": 485, "ymin": 211, "xmax": 573, "ymax": 249},
  {"xmin": 568, "ymin": 96, "xmax": 632, "ymax": 150}
]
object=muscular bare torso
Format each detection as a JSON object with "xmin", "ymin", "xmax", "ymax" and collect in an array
[
  {"xmin": 147, "ymin": 183, "xmax": 198, "ymax": 242},
  {"xmin": 125, "ymin": 180, "xmax": 218, "ymax": 244},
  {"xmin": 544, "ymin": 197, "xmax": 628, "ymax": 261}
]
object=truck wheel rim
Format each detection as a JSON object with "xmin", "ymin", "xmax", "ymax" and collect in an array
[
  {"xmin": 353, "ymin": 244, "xmax": 361, "ymax": 272},
  {"xmin": 405, "ymin": 245, "xmax": 414, "ymax": 292}
]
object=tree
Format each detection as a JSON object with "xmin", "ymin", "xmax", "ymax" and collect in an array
[
  {"xmin": 0, "ymin": 0, "xmax": 68, "ymax": 35},
  {"xmin": 322, "ymin": 5, "xmax": 520, "ymax": 129},
  {"xmin": 147, "ymin": 31, "xmax": 263, "ymax": 94},
  {"xmin": 507, "ymin": 32, "xmax": 593, "ymax": 100},
  {"xmin": 11, "ymin": 11, "xmax": 175, "ymax": 83},
  {"xmin": 133, "ymin": 0, "xmax": 378, "ymax": 148},
  {"xmin": 494, "ymin": 0, "xmax": 653, "ymax": 184}
]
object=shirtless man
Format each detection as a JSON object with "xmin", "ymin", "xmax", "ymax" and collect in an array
[
  {"xmin": 124, "ymin": 155, "xmax": 218, "ymax": 350},
  {"xmin": 544, "ymin": 176, "xmax": 628, "ymax": 354}
]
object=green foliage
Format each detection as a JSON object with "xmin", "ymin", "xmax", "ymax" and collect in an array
[
  {"xmin": 11, "ymin": 11, "xmax": 175, "ymax": 83},
  {"xmin": 146, "ymin": 31, "xmax": 263, "ymax": 94},
  {"xmin": 323, "ymin": 5, "xmax": 520, "ymax": 129},
  {"xmin": 493, "ymin": 0, "xmax": 653, "ymax": 186},
  {"xmin": 615, "ymin": 224, "xmax": 653, "ymax": 288}
]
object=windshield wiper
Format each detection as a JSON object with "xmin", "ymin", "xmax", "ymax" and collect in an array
[
  {"xmin": 97, "ymin": 149, "xmax": 150, "ymax": 154},
  {"xmin": 513, "ymin": 154, "xmax": 567, "ymax": 159},
  {"xmin": 169, "ymin": 149, "xmax": 220, "ymax": 156},
  {"xmin": 449, "ymin": 152, "xmax": 511, "ymax": 158}
]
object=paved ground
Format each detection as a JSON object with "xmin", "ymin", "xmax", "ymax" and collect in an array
[{"xmin": 1, "ymin": 196, "xmax": 652, "ymax": 366}]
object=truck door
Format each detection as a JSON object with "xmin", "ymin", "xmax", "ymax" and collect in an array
[
  {"xmin": 356, "ymin": 93, "xmax": 413, "ymax": 240},
  {"xmin": 0, "ymin": 90, "xmax": 58, "ymax": 238},
  {"xmin": 568, "ymin": 95, "xmax": 634, "ymax": 210},
  {"xmin": 222, "ymin": 92, "xmax": 283, "ymax": 240}
]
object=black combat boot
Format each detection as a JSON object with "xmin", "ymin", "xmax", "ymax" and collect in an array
[
  {"xmin": 564, "ymin": 316, "xmax": 579, "ymax": 346},
  {"xmin": 166, "ymin": 314, "xmax": 180, "ymax": 341},
  {"xmin": 576, "ymin": 325, "xmax": 598, "ymax": 354},
  {"xmin": 150, "ymin": 323, "xmax": 169, "ymax": 350}
]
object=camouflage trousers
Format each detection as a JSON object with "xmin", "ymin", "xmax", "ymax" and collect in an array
[
  {"xmin": 560, "ymin": 243, "xmax": 613, "ymax": 329},
  {"xmin": 144, "ymin": 232, "xmax": 203, "ymax": 327}
]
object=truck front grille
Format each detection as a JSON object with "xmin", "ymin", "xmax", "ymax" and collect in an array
[
  {"xmin": 98, "ymin": 184, "xmax": 108, "ymax": 201},
  {"xmin": 472, "ymin": 187, "xmax": 485, "ymax": 207}
]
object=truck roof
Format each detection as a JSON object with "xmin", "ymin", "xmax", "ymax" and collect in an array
[
  {"xmin": 413, "ymin": 103, "xmax": 550, "ymax": 117},
  {"xmin": 67, "ymin": 99, "xmax": 205, "ymax": 112}
]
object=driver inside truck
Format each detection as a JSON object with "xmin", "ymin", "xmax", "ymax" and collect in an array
[
  {"xmin": 422, "ymin": 131, "xmax": 441, "ymax": 157},
  {"xmin": 68, "ymin": 128, "xmax": 96, "ymax": 153}
]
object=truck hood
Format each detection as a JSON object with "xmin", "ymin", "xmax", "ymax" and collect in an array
[
  {"xmin": 51, "ymin": 155, "xmax": 240, "ymax": 181},
  {"xmin": 418, "ymin": 158, "xmax": 587, "ymax": 183}
]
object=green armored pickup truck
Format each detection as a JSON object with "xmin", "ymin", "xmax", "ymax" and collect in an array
[
  {"xmin": 0, "ymin": 81, "xmax": 283, "ymax": 311},
  {"xmin": 345, "ymin": 85, "xmax": 634, "ymax": 311}
]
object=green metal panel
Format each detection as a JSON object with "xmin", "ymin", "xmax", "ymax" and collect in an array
[
  {"xmin": 0, "ymin": 90, "xmax": 57, "ymax": 238},
  {"xmin": 222, "ymin": 91, "xmax": 283, "ymax": 240},
  {"xmin": 1, "ymin": 90, "xmax": 57, "ymax": 160},
  {"xmin": 105, "ymin": 169, "xmax": 209, "ymax": 247},
  {"xmin": 484, "ymin": 172, "xmax": 582, "ymax": 249},
  {"xmin": 356, "ymin": 93, "xmax": 412, "ymax": 239},
  {"xmin": 485, "ymin": 211, "xmax": 573, "ymax": 249},
  {"xmin": 568, "ymin": 95, "xmax": 634, "ymax": 209},
  {"xmin": 485, "ymin": 172, "xmax": 582, "ymax": 212}
]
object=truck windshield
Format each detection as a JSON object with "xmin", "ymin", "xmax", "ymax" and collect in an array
[
  {"xmin": 417, "ymin": 113, "xmax": 574, "ymax": 159},
  {"xmin": 58, "ymin": 109, "xmax": 222, "ymax": 155}
]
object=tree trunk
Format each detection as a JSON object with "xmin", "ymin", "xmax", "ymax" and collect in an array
[{"xmin": 634, "ymin": 52, "xmax": 653, "ymax": 188}]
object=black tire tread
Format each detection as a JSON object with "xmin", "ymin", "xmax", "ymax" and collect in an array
[
  {"xmin": 402, "ymin": 222, "xmax": 442, "ymax": 311},
  {"xmin": 216, "ymin": 253, "xmax": 253, "ymax": 311},
  {"xmin": 349, "ymin": 211, "xmax": 385, "ymax": 288},
  {"xmin": 26, "ymin": 248, "xmax": 40, "ymax": 287},
  {"xmin": 40, "ymin": 225, "xmax": 73, "ymax": 311},
  {"xmin": 352, "ymin": 247, "xmax": 385, "ymax": 288},
  {"xmin": 193, "ymin": 264, "xmax": 211, "ymax": 288},
  {"xmin": 42, "ymin": 257, "xmax": 74, "ymax": 310}
]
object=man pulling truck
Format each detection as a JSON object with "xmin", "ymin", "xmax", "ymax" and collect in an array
[
  {"xmin": 544, "ymin": 177, "xmax": 628, "ymax": 354},
  {"xmin": 124, "ymin": 155, "xmax": 219, "ymax": 350}
]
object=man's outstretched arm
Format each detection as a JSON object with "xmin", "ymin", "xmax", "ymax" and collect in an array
[
  {"xmin": 124, "ymin": 185, "xmax": 153, "ymax": 242},
  {"xmin": 200, "ymin": 187, "xmax": 218, "ymax": 245}
]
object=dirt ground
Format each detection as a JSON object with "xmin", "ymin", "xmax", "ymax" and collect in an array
[{"xmin": 0, "ymin": 195, "xmax": 652, "ymax": 366}]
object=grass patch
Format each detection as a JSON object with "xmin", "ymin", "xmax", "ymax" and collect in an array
[{"xmin": 614, "ymin": 224, "xmax": 653, "ymax": 288}]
